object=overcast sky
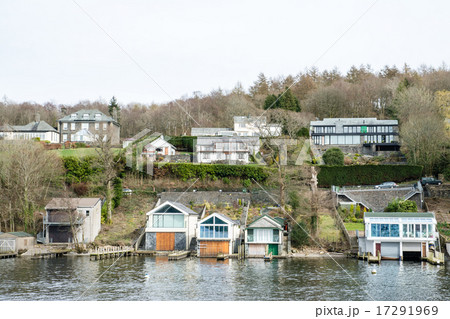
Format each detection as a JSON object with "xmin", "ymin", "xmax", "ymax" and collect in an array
[{"xmin": 0, "ymin": 0, "xmax": 449, "ymax": 106}]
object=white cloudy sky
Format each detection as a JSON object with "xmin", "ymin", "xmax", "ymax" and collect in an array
[{"xmin": 0, "ymin": 0, "xmax": 449, "ymax": 105}]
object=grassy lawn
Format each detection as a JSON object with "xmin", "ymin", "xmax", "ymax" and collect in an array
[
  {"xmin": 50, "ymin": 148, "xmax": 122, "ymax": 158},
  {"xmin": 318, "ymin": 214, "xmax": 342, "ymax": 242},
  {"xmin": 344, "ymin": 222, "xmax": 365, "ymax": 231}
]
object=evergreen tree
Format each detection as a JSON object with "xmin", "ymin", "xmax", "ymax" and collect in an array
[
  {"xmin": 108, "ymin": 96, "xmax": 120, "ymax": 123},
  {"xmin": 263, "ymin": 88, "xmax": 301, "ymax": 112},
  {"xmin": 263, "ymin": 94, "xmax": 277, "ymax": 110}
]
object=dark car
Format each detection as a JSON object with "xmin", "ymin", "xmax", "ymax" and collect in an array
[
  {"xmin": 374, "ymin": 182, "xmax": 398, "ymax": 189},
  {"xmin": 421, "ymin": 177, "xmax": 442, "ymax": 186}
]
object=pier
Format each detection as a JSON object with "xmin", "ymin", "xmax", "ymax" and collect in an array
[
  {"xmin": 31, "ymin": 249, "xmax": 70, "ymax": 259},
  {"xmin": 216, "ymin": 253, "xmax": 229, "ymax": 261},
  {"xmin": 0, "ymin": 252, "xmax": 17, "ymax": 259},
  {"xmin": 367, "ymin": 252, "xmax": 381, "ymax": 264},
  {"xmin": 89, "ymin": 246, "xmax": 133, "ymax": 260},
  {"xmin": 168, "ymin": 251, "xmax": 190, "ymax": 260}
]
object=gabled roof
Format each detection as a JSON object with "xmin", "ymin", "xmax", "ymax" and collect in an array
[
  {"xmin": 0, "ymin": 231, "xmax": 34, "ymax": 238},
  {"xmin": 191, "ymin": 128, "xmax": 233, "ymax": 136},
  {"xmin": 247, "ymin": 214, "xmax": 284, "ymax": 229},
  {"xmin": 45, "ymin": 198, "xmax": 101, "ymax": 210},
  {"xmin": 144, "ymin": 136, "xmax": 176, "ymax": 150},
  {"xmin": 59, "ymin": 109, "xmax": 118, "ymax": 125},
  {"xmin": 310, "ymin": 118, "xmax": 398, "ymax": 126},
  {"xmin": 147, "ymin": 201, "xmax": 198, "ymax": 216},
  {"xmin": 199, "ymin": 212, "xmax": 239, "ymax": 225}
]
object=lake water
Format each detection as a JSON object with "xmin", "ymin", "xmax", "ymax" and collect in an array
[{"xmin": 0, "ymin": 256, "xmax": 448, "ymax": 301}]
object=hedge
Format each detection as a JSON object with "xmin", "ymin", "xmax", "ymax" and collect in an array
[
  {"xmin": 153, "ymin": 163, "xmax": 270, "ymax": 182},
  {"xmin": 317, "ymin": 164, "xmax": 423, "ymax": 187},
  {"xmin": 166, "ymin": 136, "xmax": 196, "ymax": 152}
]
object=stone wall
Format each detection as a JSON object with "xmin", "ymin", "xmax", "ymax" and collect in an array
[
  {"xmin": 425, "ymin": 185, "xmax": 450, "ymax": 199},
  {"xmin": 159, "ymin": 190, "xmax": 280, "ymax": 206}
]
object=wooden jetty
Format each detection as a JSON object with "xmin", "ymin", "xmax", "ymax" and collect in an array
[
  {"xmin": 216, "ymin": 253, "xmax": 229, "ymax": 261},
  {"xmin": 168, "ymin": 251, "xmax": 190, "ymax": 261},
  {"xmin": 367, "ymin": 252, "xmax": 381, "ymax": 264},
  {"xmin": 0, "ymin": 252, "xmax": 17, "ymax": 259},
  {"xmin": 134, "ymin": 250, "xmax": 157, "ymax": 257},
  {"xmin": 89, "ymin": 246, "xmax": 133, "ymax": 260},
  {"xmin": 264, "ymin": 252, "xmax": 273, "ymax": 262},
  {"xmin": 31, "ymin": 249, "xmax": 70, "ymax": 259}
]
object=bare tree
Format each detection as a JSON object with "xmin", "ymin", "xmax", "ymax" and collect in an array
[
  {"xmin": 0, "ymin": 140, "xmax": 62, "ymax": 232},
  {"xmin": 94, "ymin": 130, "xmax": 122, "ymax": 223}
]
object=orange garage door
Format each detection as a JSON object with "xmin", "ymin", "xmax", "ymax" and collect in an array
[
  {"xmin": 199, "ymin": 240, "xmax": 229, "ymax": 257},
  {"xmin": 156, "ymin": 232, "xmax": 175, "ymax": 251}
]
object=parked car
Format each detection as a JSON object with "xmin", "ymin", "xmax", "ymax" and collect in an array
[
  {"xmin": 420, "ymin": 177, "xmax": 442, "ymax": 186},
  {"xmin": 374, "ymin": 182, "xmax": 398, "ymax": 189}
]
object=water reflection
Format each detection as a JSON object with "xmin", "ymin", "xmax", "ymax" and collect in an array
[{"xmin": 0, "ymin": 257, "xmax": 448, "ymax": 301}]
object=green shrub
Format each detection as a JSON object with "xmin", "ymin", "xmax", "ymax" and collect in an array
[
  {"xmin": 166, "ymin": 136, "xmax": 196, "ymax": 152},
  {"xmin": 384, "ymin": 198, "xmax": 418, "ymax": 212},
  {"xmin": 242, "ymin": 179, "xmax": 251, "ymax": 188},
  {"xmin": 297, "ymin": 127, "xmax": 309, "ymax": 138},
  {"xmin": 112, "ymin": 177, "xmax": 123, "ymax": 209},
  {"xmin": 223, "ymin": 177, "xmax": 231, "ymax": 184},
  {"xmin": 63, "ymin": 156, "xmax": 99, "ymax": 184},
  {"xmin": 291, "ymin": 221, "xmax": 309, "ymax": 247},
  {"xmin": 317, "ymin": 164, "xmax": 423, "ymax": 187},
  {"xmin": 288, "ymin": 191, "xmax": 300, "ymax": 210},
  {"xmin": 322, "ymin": 148, "xmax": 344, "ymax": 165}
]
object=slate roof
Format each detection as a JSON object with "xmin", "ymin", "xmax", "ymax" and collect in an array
[
  {"xmin": 191, "ymin": 128, "xmax": 232, "ymax": 136},
  {"xmin": 0, "ymin": 231, "xmax": 34, "ymax": 238},
  {"xmin": 45, "ymin": 198, "xmax": 101, "ymax": 210},
  {"xmin": 1, "ymin": 121, "xmax": 58, "ymax": 133},
  {"xmin": 364, "ymin": 212, "xmax": 435, "ymax": 219},
  {"xmin": 247, "ymin": 214, "xmax": 284, "ymax": 229},
  {"xmin": 59, "ymin": 109, "xmax": 118, "ymax": 125},
  {"xmin": 148, "ymin": 201, "xmax": 198, "ymax": 216},
  {"xmin": 234, "ymin": 116, "xmax": 267, "ymax": 125}
]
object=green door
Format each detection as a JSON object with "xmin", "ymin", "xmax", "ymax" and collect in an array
[{"xmin": 268, "ymin": 244, "xmax": 278, "ymax": 256}]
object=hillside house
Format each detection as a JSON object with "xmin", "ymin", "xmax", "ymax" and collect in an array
[
  {"xmin": 358, "ymin": 212, "xmax": 439, "ymax": 260},
  {"xmin": 58, "ymin": 109, "xmax": 120, "ymax": 145},
  {"xmin": 145, "ymin": 201, "xmax": 198, "ymax": 251},
  {"xmin": 245, "ymin": 214, "xmax": 289, "ymax": 257},
  {"xmin": 43, "ymin": 198, "xmax": 102, "ymax": 244},
  {"xmin": 195, "ymin": 136, "xmax": 260, "ymax": 164},
  {"xmin": 191, "ymin": 128, "xmax": 233, "ymax": 137},
  {"xmin": 142, "ymin": 135, "xmax": 176, "ymax": 160},
  {"xmin": 197, "ymin": 213, "xmax": 240, "ymax": 257},
  {"xmin": 310, "ymin": 118, "xmax": 400, "ymax": 156},
  {"xmin": 234, "ymin": 116, "xmax": 282, "ymax": 137},
  {"xmin": 0, "ymin": 115, "xmax": 59, "ymax": 143}
]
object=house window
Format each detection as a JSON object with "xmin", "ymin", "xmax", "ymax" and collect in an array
[
  {"xmin": 63, "ymin": 123, "xmax": 68, "ymax": 130},
  {"xmin": 238, "ymin": 153, "xmax": 245, "ymax": 160},
  {"xmin": 371, "ymin": 223, "xmax": 399, "ymax": 237},
  {"xmin": 95, "ymin": 123, "xmax": 99, "ymax": 130},
  {"xmin": 199, "ymin": 216, "xmax": 229, "ymax": 239},
  {"xmin": 152, "ymin": 214, "xmax": 184, "ymax": 228},
  {"xmin": 86, "ymin": 210, "xmax": 90, "ymax": 217},
  {"xmin": 247, "ymin": 229, "xmax": 254, "ymax": 242},
  {"xmin": 83, "ymin": 113, "xmax": 89, "ymax": 119},
  {"xmin": 95, "ymin": 113, "xmax": 101, "ymax": 120},
  {"xmin": 103, "ymin": 123, "xmax": 107, "ymax": 130},
  {"xmin": 273, "ymin": 229, "xmax": 280, "ymax": 242},
  {"xmin": 203, "ymin": 153, "xmax": 209, "ymax": 159},
  {"xmin": 71, "ymin": 123, "xmax": 75, "ymax": 130},
  {"xmin": 81, "ymin": 123, "xmax": 89, "ymax": 130},
  {"xmin": 71, "ymin": 114, "xmax": 77, "ymax": 119},
  {"xmin": 62, "ymin": 134, "xmax": 68, "ymax": 142}
]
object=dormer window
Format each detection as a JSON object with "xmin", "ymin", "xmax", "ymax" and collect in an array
[
  {"xmin": 83, "ymin": 113, "xmax": 89, "ymax": 120},
  {"xmin": 70, "ymin": 114, "xmax": 77, "ymax": 119},
  {"xmin": 95, "ymin": 113, "xmax": 101, "ymax": 120}
]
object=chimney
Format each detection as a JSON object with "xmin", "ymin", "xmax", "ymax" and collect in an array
[
  {"xmin": 112, "ymin": 108, "xmax": 118, "ymax": 121},
  {"xmin": 61, "ymin": 107, "xmax": 67, "ymax": 115},
  {"xmin": 35, "ymin": 113, "xmax": 40, "ymax": 123}
]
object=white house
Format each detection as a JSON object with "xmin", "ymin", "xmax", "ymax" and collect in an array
[
  {"xmin": 0, "ymin": 116, "xmax": 59, "ymax": 143},
  {"xmin": 358, "ymin": 212, "xmax": 439, "ymax": 260},
  {"xmin": 191, "ymin": 128, "xmax": 233, "ymax": 137},
  {"xmin": 234, "ymin": 116, "xmax": 282, "ymax": 137},
  {"xmin": 245, "ymin": 214, "xmax": 288, "ymax": 257},
  {"xmin": 196, "ymin": 213, "xmax": 240, "ymax": 257},
  {"xmin": 142, "ymin": 135, "xmax": 176, "ymax": 160},
  {"xmin": 145, "ymin": 201, "xmax": 198, "ymax": 251},
  {"xmin": 43, "ymin": 198, "xmax": 102, "ymax": 244},
  {"xmin": 195, "ymin": 136, "xmax": 260, "ymax": 164}
]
